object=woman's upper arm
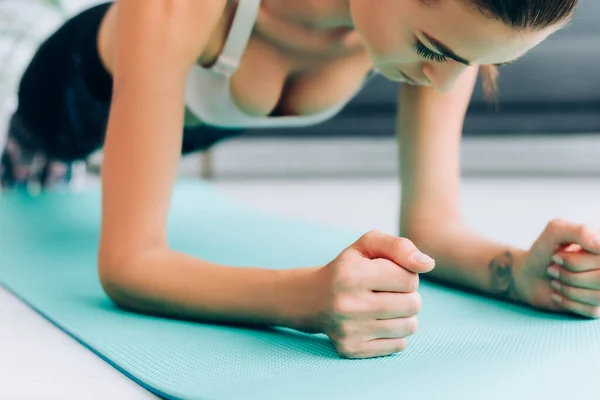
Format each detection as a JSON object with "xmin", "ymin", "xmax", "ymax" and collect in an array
[
  {"xmin": 397, "ymin": 66, "xmax": 479, "ymax": 233},
  {"xmin": 98, "ymin": 0, "xmax": 226, "ymax": 269}
]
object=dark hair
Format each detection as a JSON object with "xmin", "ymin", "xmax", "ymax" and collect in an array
[
  {"xmin": 468, "ymin": 0, "xmax": 580, "ymax": 98},
  {"xmin": 465, "ymin": 0, "xmax": 579, "ymax": 30}
]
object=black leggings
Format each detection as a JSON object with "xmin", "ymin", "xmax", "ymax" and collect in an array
[{"xmin": 10, "ymin": 2, "xmax": 242, "ymax": 163}]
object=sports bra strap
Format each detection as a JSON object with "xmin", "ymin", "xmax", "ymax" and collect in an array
[{"xmin": 211, "ymin": 0, "xmax": 261, "ymax": 77}]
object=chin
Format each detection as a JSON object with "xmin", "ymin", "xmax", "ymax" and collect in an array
[
  {"xmin": 380, "ymin": 71, "xmax": 405, "ymax": 83},
  {"xmin": 378, "ymin": 66, "xmax": 412, "ymax": 84}
]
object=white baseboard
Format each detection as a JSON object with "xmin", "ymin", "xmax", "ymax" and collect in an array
[
  {"xmin": 11, "ymin": 131, "xmax": 600, "ymax": 180},
  {"xmin": 196, "ymin": 134, "xmax": 600, "ymax": 179}
]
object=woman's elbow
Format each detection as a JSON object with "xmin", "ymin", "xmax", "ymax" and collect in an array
[
  {"xmin": 97, "ymin": 245, "xmax": 151, "ymax": 310},
  {"xmin": 98, "ymin": 252, "xmax": 133, "ymax": 308},
  {"xmin": 97, "ymin": 226, "xmax": 168, "ymax": 307}
]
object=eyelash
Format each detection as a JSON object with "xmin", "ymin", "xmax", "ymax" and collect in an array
[{"xmin": 413, "ymin": 40, "xmax": 448, "ymax": 63}]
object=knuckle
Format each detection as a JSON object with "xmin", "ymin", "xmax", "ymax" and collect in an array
[
  {"xmin": 408, "ymin": 292, "xmax": 423, "ymax": 315},
  {"xmin": 393, "ymin": 237, "xmax": 415, "ymax": 253},
  {"xmin": 548, "ymin": 218, "xmax": 567, "ymax": 231},
  {"xmin": 334, "ymin": 322, "xmax": 355, "ymax": 339},
  {"xmin": 336, "ymin": 342, "xmax": 364, "ymax": 359},
  {"xmin": 395, "ymin": 338, "xmax": 408, "ymax": 353},
  {"xmin": 362, "ymin": 229, "xmax": 382, "ymax": 242},
  {"xmin": 404, "ymin": 316, "xmax": 419, "ymax": 336},
  {"xmin": 331, "ymin": 295, "xmax": 359, "ymax": 318},
  {"xmin": 406, "ymin": 273, "xmax": 420, "ymax": 292},
  {"xmin": 370, "ymin": 296, "xmax": 392, "ymax": 316},
  {"xmin": 333, "ymin": 262, "xmax": 364, "ymax": 291}
]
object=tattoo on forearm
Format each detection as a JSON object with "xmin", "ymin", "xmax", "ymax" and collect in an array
[{"xmin": 489, "ymin": 251, "xmax": 516, "ymax": 298}]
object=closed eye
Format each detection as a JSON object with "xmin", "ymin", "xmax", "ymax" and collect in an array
[{"xmin": 413, "ymin": 39, "xmax": 448, "ymax": 63}]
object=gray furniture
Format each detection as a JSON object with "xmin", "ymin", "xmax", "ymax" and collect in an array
[{"xmin": 250, "ymin": 0, "xmax": 600, "ymax": 138}]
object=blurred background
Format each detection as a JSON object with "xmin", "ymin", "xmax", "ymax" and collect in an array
[
  {"xmin": 1, "ymin": 0, "xmax": 599, "ymax": 180},
  {"xmin": 1, "ymin": 3, "xmax": 599, "ymax": 396}
]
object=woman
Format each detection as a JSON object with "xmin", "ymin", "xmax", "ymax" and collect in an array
[{"xmin": 2, "ymin": 0, "xmax": 596, "ymax": 359}]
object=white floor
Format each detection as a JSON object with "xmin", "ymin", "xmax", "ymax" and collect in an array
[{"xmin": 2, "ymin": 176, "xmax": 600, "ymax": 398}]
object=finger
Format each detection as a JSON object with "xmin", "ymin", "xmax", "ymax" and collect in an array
[
  {"xmin": 337, "ymin": 338, "xmax": 408, "ymax": 359},
  {"xmin": 551, "ymin": 291, "xmax": 600, "ymax": 319},
  {"xmin": 551, "ymin": 280, "xmax": 600, "ymax": 307},
  {"xmin": 369, "ymin": 258, "xmax": 419, "ymax": 293},
  {"xmin": 370, "ymin": 291, "xmax": 422, "ymax": 319},
  {"xmin": 553, "ymin": 250, "xmax": 600, "ymax": 273},
  {"xmin": 547, "ymin": 264, "xmax": 600, "ymax": 290},
  {"xmin": 537, "ymin": 219, "xmax": 600, "ymax": 256},
  {"xmin": 368, "ymin": 316, "xmax": 418, "ymax": 340},
  {"xmin": 353, "ymin": 230, "xmax": 435, "ymax": 274},
  {"xmin": 365, "ymin": 338, "xmax": 409, "ymax": 358}
]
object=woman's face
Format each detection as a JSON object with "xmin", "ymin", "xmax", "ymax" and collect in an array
[{"xmin": 349, "ymin": 0, "xmax": 561, "ymax": 92}]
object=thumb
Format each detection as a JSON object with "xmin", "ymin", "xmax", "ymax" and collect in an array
[
  {"xmin": 534, "ymin": 219, "xmax": 600, "ymax": 259},
  {"xmin": 351, "ymin": 230, "xmax": 435, "ymax": 274}
]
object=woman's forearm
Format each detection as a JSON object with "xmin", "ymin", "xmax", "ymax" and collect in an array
[
  {"xmin": 401, "ymin": 221, "xmax": 527, "ymax": 301},
  {"xmin": 395, "ymin": 68, "xmax": 528, "ymax": 301},
  {"xmin": 100, "ymin": 247, "xmax": 320, "ymax": 331}
]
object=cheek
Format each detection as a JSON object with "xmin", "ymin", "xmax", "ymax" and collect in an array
[
  {"xmin": 358, "ymin": 22, "xmax": 413, "ymax": 62},
  {"xmin": 351, "ymin": 3, "xmax": 410, "ymax": 61}
]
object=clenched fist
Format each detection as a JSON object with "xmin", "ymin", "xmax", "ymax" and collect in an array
[
  {"xmin": 512, "ymin": 219, "xmax": 600, "ymax": 318},
  {"xmin": 310, "ymin": 230, "xmax": 435, "ymax": 359}
]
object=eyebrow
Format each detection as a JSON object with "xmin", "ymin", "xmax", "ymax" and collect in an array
[{"xmin": 420, "ymin": 31, "xmax": 472, "ymax": 66}]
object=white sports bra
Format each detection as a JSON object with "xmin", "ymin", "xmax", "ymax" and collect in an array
[{"xmin": 184, "ymin": 0, "xmax": 377, "ymax": 129}]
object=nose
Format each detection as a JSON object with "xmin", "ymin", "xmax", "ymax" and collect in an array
[{"xmin": 422, "ymin": 61, "xmax": 470, "ymax": 92}]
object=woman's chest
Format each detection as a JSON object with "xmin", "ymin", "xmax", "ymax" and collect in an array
[{"xmin": 197, "ymin": 1, "xmax": 374, "ymax": 119}]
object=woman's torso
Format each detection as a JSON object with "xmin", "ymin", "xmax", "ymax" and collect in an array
[{"xmin": 98, "ymin": 0, "xmax": 374, "ymax": 128}]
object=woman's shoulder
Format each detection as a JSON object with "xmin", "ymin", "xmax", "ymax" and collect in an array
[{"xmin": 98, "ymin": 0, "xmax": 229, "ymax": 76}]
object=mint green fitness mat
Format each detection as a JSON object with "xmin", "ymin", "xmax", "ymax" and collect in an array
[{"xmin": 1, "ymin": 181, "xmax": 599, "ymax": 400}]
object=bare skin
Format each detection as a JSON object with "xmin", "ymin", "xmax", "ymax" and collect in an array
[
  {"xmin": 91, "ymin": 0, "xmax": 598, "ymax": 360},
  {"xmin": 98, "ymin": 0, "xmax": 374, "ymax": 124},
  {"xmin": 99, "ymin": 0, "xmax": 552, "ymax": 122}
]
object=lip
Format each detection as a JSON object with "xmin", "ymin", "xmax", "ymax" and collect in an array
[{"xmin": 397, "ymin": 70, "xmax": 419, "ymax": 85}]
